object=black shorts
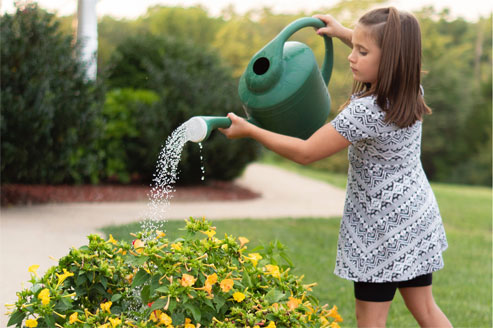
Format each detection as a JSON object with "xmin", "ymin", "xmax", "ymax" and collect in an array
[{"xmin": 354, "ymin": 273, "xmax": 433, "ymax": 302}]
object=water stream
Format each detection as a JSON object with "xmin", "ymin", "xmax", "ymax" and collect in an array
[{"xmin": 141, "ymin": 123, "xmax": 189, "ymax": 234}]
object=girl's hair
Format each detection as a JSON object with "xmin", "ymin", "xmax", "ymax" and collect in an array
[{"xmin": 345, "ymin": 7, "xmax": 431, "ymax": 128}]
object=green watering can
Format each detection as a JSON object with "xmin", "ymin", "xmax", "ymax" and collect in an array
[{"xmin": 185, "ymin": 17, "xmax": 333, "ymax": 143}]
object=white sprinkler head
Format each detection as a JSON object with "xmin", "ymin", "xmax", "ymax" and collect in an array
[{"xmin": 185, "ymin": 117, "xmax": 208, "ymax": 143}]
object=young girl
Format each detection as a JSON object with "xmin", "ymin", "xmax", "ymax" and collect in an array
[{"xmin": 219, "ymin": 7, "xmax": 452, "ymax": 328}]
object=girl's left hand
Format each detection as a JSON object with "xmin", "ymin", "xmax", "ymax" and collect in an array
[{"xmin": 218, "ymin": 112, "xmax": 253, "ymax": 139}]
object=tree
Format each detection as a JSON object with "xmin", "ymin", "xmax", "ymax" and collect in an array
[{"xmin": 1, "ymin": 3, "xmax": 103, "ymax": 184}]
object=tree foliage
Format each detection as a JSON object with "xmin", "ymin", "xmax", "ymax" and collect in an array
[
  {"xmin": 2, "ymin": 1, "xmax": 491, "ymax": 186},
  {"xmin": 1, "ymin": 3, "xmax": 103, "ymax": 184}
]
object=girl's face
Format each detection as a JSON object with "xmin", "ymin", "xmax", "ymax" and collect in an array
[{"xmin": 348, "ymin": 24, "xmax": 381, "ymax": 85}]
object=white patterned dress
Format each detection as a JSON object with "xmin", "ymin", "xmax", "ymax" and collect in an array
[{"xmin": 330, "ymin": 95, "xmax": 448, "ymax": 283}]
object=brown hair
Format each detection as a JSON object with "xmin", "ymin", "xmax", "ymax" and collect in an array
[{"xmin": 344, "ymin": 7, "xmax": 431, "ymax": 128}]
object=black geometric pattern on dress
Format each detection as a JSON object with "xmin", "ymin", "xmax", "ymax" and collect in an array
[{"xmin": 330, "ymin": 95, "xmax": 448, "ymax": 282}]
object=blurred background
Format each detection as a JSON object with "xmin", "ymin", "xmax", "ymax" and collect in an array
[{"xmin": 1, "ymin": 0, "xmax": 491, "ymax": 188}]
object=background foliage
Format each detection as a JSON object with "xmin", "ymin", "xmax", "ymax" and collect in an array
[
  {"xmin": 1, "ymin": 4, "xmax": 104, "ymax": 184},
  {"xmin": 1, "ymin": 1, "xmax": 491, "ymax": 186}
]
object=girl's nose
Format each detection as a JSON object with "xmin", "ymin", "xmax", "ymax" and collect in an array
[{"xmin": 348, "ymin": 50, "xmax": 356, "ymax": 63}]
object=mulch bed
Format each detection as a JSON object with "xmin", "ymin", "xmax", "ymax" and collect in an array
[{"xmin": 1, "ymin": 181, "xmax": 260, "ymax": 206}]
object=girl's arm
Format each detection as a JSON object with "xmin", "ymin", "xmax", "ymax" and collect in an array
[
  {"xmin": 218, "ymin": 113, "xmax": 350, "ymax": 165},
  {"xmin": 313, "ymin": 14, "xmax": 353, "ymax": 48}
]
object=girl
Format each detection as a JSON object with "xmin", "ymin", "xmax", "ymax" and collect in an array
[{"xmin": 219, "ymin": 7, "xmax": 452, "ymax": 328}]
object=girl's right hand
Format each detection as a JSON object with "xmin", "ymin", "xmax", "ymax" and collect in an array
[
  {"xmin": 313, "ymin": 14, "xmax": 353, "ymax": 47},
  {"xmin": 218, "ymin": 112, "xmax": 253, "ymax": 139}
]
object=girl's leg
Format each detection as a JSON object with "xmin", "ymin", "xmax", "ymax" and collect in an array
[
  {"xmin": 355, "ymin": 299, "xmax": 392, "ymax": 328},
  {"xmin": 399, "ymin": 286, "xmax": 452, "ymax": 327}
]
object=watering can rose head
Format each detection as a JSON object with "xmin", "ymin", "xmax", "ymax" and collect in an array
[{"xmin": 186, "ymin": 17, "xmax": 333, "ymax": 143}]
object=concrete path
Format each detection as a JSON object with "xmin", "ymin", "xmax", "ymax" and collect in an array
[{"xmin": 0, "ymin": 163, "xmax": 345, "ymax": 326}]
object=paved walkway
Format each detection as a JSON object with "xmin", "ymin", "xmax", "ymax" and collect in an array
[{"xmin": 0, "ymin": 163, "xmax": 345, "ymax": 326}]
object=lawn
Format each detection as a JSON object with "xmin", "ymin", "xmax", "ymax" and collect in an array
[{"xmin": 101, "ymin": 165, "xmax": 492, "ymax": 328}]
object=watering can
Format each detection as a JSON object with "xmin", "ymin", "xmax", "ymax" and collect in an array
[{"xmin": 185, "ymin": 17, "xmax": 333, "ymax": 143}]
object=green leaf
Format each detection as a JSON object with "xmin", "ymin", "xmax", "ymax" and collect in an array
[
  {"xmin": 7, "ymin": 310, "xmax": 25, "ymax": 326},
  {"xmin": 131, "ymin": 269, "xmax": 150, "ymax": 288},
  {"xmin": 54, "ymin": 297, "xmax": 72, "ymax": 312},
  {"xmin": 149, "ymin": 298, "xmax": 168, "ymax": 312},
  {"xmin": 155, "ymin": 285, "xmax": 169, "ymax": 293},
  {"xmin": 100, "ymin": 276, "xmax": 108, "ymax": 289},
  {"xmin": 76, "ymin": 273, "xmax": 87, "ymax": 286},
  {"xmin": 168, "ymin": 298, "xmax": 177, "ymax": 312},
  {"xmin": 242, "ymin": 270, "xmax": 253, "ymax": 288},
  {"xmin": 125, "ymin": 254, "xmax": 149, "ymax": 266},
  {"xmin": 111, "ymin": 294, "xmax": 123, "ymax": 303},
  {"xmin": 185, "ymin": 303, "xmax": 201, "ymax": 322},
  {"xmin": 171, "ymin": 312, "xmax": 185, "ymax": 325},
  {"xmin": 214, "ymin": 294, "xmax": 226, "ymax": 312},
  {"xmin": 141, "ymin": 285, "xmax": 150, "ymax": 304},
  {"xmin": 280, "ymin": 252, "xmax": 293, "ymax": 267},
  {"xmin": 44, "ymin": 314, "xmax": 56, "ymax": 327},
  {"xmin": 265, "ymin": 288, "xmax": 286, "ymax": 304}
]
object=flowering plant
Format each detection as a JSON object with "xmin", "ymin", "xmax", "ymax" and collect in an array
[{"xmin": 6, "ymin": 218, "xmax": 343, "ymax": 327}]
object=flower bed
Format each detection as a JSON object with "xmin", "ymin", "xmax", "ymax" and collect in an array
[{"xmin": 6, "ymin": 218, "xmax": 342, "ymax": 327}]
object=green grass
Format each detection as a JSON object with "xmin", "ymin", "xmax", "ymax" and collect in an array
[{"xmin": 101, "ymin": 166, "xmax": 492, "ymax": 328}]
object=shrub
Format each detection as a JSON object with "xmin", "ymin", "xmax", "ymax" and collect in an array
[
  {"xmin": 105, "ymin": 34, "xmax": 260, "ymax": 184},
  {"xmin": 0, "ymin": 3, "xmax": 104, "ymax": 184},
  {"xmin": 99, "ymin": 88, "xmax": 161, "ymax": 183},
  {"xmin": 6, "ymin": 218, "xmax": 343, "ymax": 327}
]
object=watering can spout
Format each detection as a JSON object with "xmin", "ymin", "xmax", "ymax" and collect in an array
[{"xmin": 184, "ymin": 116, "xmax": 232, "ymax": 143}]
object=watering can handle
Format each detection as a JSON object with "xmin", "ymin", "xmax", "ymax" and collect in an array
[{"xmin": 277, "ymin": 17, "xmax": 334, "ymax": 85}]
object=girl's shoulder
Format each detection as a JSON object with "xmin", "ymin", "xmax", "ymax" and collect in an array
[{"xmin": 347, "ymin": 93, "xmax": 382, "ymax": 115}]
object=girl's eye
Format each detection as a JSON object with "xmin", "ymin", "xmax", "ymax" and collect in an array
[{"xmin": 360, "ymin": 51, "xmax": 368, "ymax": 56}]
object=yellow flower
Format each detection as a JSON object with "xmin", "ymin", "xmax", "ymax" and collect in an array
[
  {"xmin": 38, "ymin": 288, "xmax": 50, "ymax": 305},
  {"xmin": 171, "ymin": 242, "xmax": 182, "ymax": 251},
  {"xmin": 133, "ymin": 239, "xmax": 145, "ymax": 254},
  {"xmin": 264, "ymin": 264, "xmax": 281, "ymax": 279},
  {"xmin": 55, "ymin": 268, "xmax": 74, "ymax": 289},
  {"xmin": 25, "ymin": 318, "xmax": 38, "ymax": 327},
  {"xmin": 156, "ymin": 230, "xmax": 166, "ymax": 238},
  {"xmin": 149, "ymin": 310, "xmax": 162, "ymax": 322},
  {"xmin": 28, "ymin": 265, "xmax": 40, "ymax": 277},
  {"xmin": 245, "ymin": 253, "xmax": 262, "ymax": 267},
  {"xmin": 287, "ymin": 296, "xmax": 302, "ymax": 310},
  {"xmin": 238, "ymin": 237, "xmax": 249, "ymax": 247},
  {"xmin": 233, "ymin": 291, "xmax": 245, "ymax": 302},
  {"xmin": 159, "ymin": 312, "xmax": 172, "ymax": 325},
  {"xmin": 206, "ymin": 273, "xmax": 218, "ymax": 285},
  {"xmin": 180, "ymin": 274, "xmax": 197, "ymax": 287},
  {"xmin": 327, "ymin": 305, "xmax": 343, "ymax": 322},
  {"xmin": 69, "ymin": 312, "xmax": 83, "ymax": 324},
  {"xmin": 184, "ymin": 318, "xmax": 195, "ymax": 328},
  {"xmin": 107, "ymin": 234, "xmax": 117, "ymax": 245},
  {"xmin": 254, "ymin": 326, "xmax": 260, "ymax": 328},
  {"xmin": 100, "ymin": 301, "xmax": 112, "ymax": 313},
  {"xmin": 329, "ymin": 322, "xmax": 341, "ymax": 328},
  {"xmin": 98, "ymin": 324, "xmax": 109, "ymax": 328},
  {"xmin": 266, "ymin": 321, "xmax": 276, "ymax": 328},
  {"xmin": 220, "ymin": 278, "xmax": 234, "ymax": 293},
  {"xmin": 108, "ymin": 317, "xmax": 122, "ymax": 327},
  {"xmin": 201, "ymin": 229, "xmax": 216, "ymax": 238}
]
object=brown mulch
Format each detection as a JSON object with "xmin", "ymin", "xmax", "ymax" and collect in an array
[{"xmin": 1, "ymin": 181, "xmax": 261, "ymax": 207}]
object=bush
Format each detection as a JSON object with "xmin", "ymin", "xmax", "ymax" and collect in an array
[
  {"xmin": 105, "ymin": 34, "xmax": 260, "ymax": 184},
  {"xmin": 99, "ymin": 88, "xmax": 161, "ymax": 183},
  {"xmin": 0, "ymin": 3, "xmax": 104, "ymax": 184},
  {"xmin": 6, "ymin": 218, "xmax": 343, "ymax": 327}
]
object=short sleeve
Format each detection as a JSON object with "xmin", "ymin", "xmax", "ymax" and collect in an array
[{"xmin": 330, "ymin": 97, "xmax": 380, "ymax": 144}]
